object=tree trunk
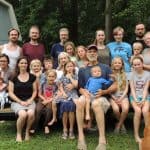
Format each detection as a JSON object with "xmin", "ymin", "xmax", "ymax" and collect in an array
[{"xmin": 105, "ymin": 0, "xmax": 112, "ymax": 43}]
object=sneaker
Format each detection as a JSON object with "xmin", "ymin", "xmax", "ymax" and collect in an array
[
  {"xmin": 69, "ymin": 131, "xmax": 75, "ymax": 139},
  {"xmin": 62, "ymin": 131, "xmax": 68, "ymax": 140}
]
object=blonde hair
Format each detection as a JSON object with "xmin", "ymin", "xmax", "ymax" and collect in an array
[
  {"xmin": 57, "ymin": 52, "xmax": 70, "ymax": 70},
  {"xmin": 64, "ymin": 41, "xmax": 76, "ymax": 56},
  {"xmin": 30, "ymin": 59, "xmax": 42, "ymax": 72},
  {"xmin": 46, "ymin": 69, "xmax": 57, "ymax": 78},
  {"xmin": 59, "ymin": 28, "xmax": 69, "ymax": 34},
  {"xmin": 111, "ymin": 57, "xmax": 127, "ymax": 91},
  {"xmin": 76, "ymin": 45, "xmax": 87, "ymax": 61}
]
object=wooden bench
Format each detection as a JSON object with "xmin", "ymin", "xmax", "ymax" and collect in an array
[{"xmin": 0, "ymin": 107, "xmax": 16, "ymax": 121}]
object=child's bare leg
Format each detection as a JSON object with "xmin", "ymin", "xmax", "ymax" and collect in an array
[
  {"xmin": 85, "ymin": 98, "xmax": 90, "ymax": 120},
  {"xmin": 48, "ymin": 102, "xmax": 57, "ymax": 126}
]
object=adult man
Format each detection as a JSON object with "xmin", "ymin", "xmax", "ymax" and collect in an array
[
  {"xmin": 0, "ymin": 28, "xmax": 22, "ymax": 71},
  {"xmin": 22, "ymin": 25, "xmax": 45, "ymax": 62},
  {"xmin": 134, "ymin": 23, "xmax": 146, "ymax": 48},
  {"xmin": 50, "ymin": 28, "xmax": 69, "ymax": 68},
  {"xmin": 74, "ymin": 45, "xmax": 117, "ymax": 150}
]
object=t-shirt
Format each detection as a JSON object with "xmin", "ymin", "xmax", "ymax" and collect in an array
[
  {"xmin": 22, "ymin": 42, "xmax": 45, "ymax": 62},
  {"xmin": 50, "ymin": 43, "xmax": 64, "ymax": 69},
  {"xmin": 107, "ymin": 42, "xmax": 132, "ymax": 72},
  {"xmin": 10, "ymin": 74, "xmax": 36, "ymax": 101},
  {"xmin": 85, "ymin": 77, "xmax": 112, "ymax": 94},
  {"xmin": 129, "ymin": 71, "xmax": 150, "ymax": 98}
]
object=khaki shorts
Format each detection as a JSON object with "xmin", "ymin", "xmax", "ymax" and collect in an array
[{"xmin": 81, "ymin": 95, "xmax": 110, "ymax": 114}]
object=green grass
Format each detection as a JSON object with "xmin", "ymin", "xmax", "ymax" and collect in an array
[{"xmin": 0, "ymin": 120, "xmax": 139, "ymax": 150}]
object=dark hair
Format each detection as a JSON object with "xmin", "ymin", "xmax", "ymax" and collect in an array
[
  {"xmin": 0, "ymin": 54, "xmax": 9, "ymax": 64},
  {"xmin": 43, "ymin": 55, "xmax": 53, "ymax": 63},
  {"xmin": 8, "ymin": 28, "xmax": 20, "ymax": 36},
  {"xmin": 15, "ymin": 56, "xmax": 29, "ymax": 75}
]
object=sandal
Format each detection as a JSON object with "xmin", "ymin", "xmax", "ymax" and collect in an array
[
  {"xmin": 62, "ymin": 131, "xmax": 68, "ymax": 140},
  {"xmin": 77, "ymin": 140, "xmax": 87, "ymax": 150},
  {"xmin": 69, "ymin": 131, "xmax": 75, "ymax": 139}
]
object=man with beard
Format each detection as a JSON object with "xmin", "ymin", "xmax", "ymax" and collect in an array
[
  {"xmin": 0, "ymin": 28, "xmax": 22, "ymax": 71},
  {"xmin": 50, "ymin": 28, "xmax": 69, "ymax": 68},
  {"xmin": 133, "ymin": 23, "xmax": 146, "ymax": 48},
  {"xmin": 22, "ymin": 25, "xmax": 45, "ymax": 62},
  {"xmin": 74, "ymin": 45, "xmax": 117, "ymax": 150}
]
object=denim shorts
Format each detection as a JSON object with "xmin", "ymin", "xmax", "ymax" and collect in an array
[{"xmin": 129, "ymin": 96, "xmax": 150, "ymax": 102}]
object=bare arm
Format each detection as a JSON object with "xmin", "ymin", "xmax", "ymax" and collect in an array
[
  {"xmin": 26, "ymin": 81, "xmax": 37, "ymax": 104},
  {"xmin": 119, "ymin": 81, "xmax": 129, "ymax": 100},
  {"xmin": 0, "ymin": 45, "xmax": 4, "ymax": 54},
  {"xmin": 143, "ymin": 64, "xmax": 150, "ymax": 71},
  {"xmin": 96, "ymin": 81, "xmax": 117, "ymax": 97},
  {"xmin": 8, "ymin": 81, "xmax": 22, "ymax": 104},
  {"xmin": 129, "ymin": 80, "xmax": 138, "ymax": 101},
  {"xmin": 142, "ymin": 80, "xmax": 149, "ymax": 101}
]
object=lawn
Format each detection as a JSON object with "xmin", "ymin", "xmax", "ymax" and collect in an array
[{"xmin": 0, "ymin": 117, "xmax": 140, "ymax": 150}]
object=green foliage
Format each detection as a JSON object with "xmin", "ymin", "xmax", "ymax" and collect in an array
[{"xmin": 5, "ymin": 0, "xmax": 150, "ymax": 50}]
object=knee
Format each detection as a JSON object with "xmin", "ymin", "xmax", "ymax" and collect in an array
[
  {"xmin": 122, "ymin": 107, "xmax": 129, "ymax": 114},
  {"xmin": 75, "ymin": 97, "xmax": 85, "ymax": 110},
  {"xmin": 18, "ymin": 111, "xmax": 27, "ymax": 119},
  {"xmin": 27, "ymin": 110, "xmax": 35, "ymax": 118},
  {"xmin": 91, "ymin": 100, "xmax": 100, "ymax": 110},
  {"xmin": 134, "ymin": 108, "xmax": 141, "ymax": 116},
  {"xmin": 142, "ymin": 108, "xmax": 149, "ymax": 115}
]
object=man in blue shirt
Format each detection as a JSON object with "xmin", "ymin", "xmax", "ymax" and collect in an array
[
  {"xmin": 50, "ymin": 28, "xmax": 69, "ymax": 68},
  {"xmin": 75, "ymin": 44, "xmax": 117, "ymax": 150}
]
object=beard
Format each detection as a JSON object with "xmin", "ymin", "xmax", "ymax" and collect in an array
[{"xmin": 87, "ymin": 55, "xmax": 97, "ymax": 62}]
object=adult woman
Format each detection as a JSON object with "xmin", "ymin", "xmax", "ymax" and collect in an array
[
  {"xmin": 107, "ymin": 26, "xmax": 132, "ymax": 72},
  {"xmin": 8, "ymin": 57, "xmax": 37, "ymax": 142},
  {"xmin": 93, "ymin": 29, "xmax": 110, "ymax": 65}
]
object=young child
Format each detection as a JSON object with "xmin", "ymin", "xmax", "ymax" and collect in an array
[
  {"xmin": 131, "ymin": 42, "xmax": 143, "ymax": 63},
  {"xmin": 58, "ymin": 61, "xmax": 78, "ymax": 139},
  {"xmin": 0, "ymin": 76, "xmax": 8, "ymax": 109},
  {"xmin": 33, "ymin": 69, "xmax": 58, "ymax": 134},
  {"xmin": 129, "ymin": 56, "xmax": 150, "ymax": 144},
  {"xmin": 40, "ymin": 56, "xmax": 53, "ymax": 86},
  {"xmin": 110, "ymin": 57, "xmax": 129, "ymax": 133},
  {"xmin": 85, "ymin": 65, "xmax": 113, "ymax": 120}
]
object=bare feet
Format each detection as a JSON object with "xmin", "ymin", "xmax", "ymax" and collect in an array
[
  {"xmin": 44, "ymin": 126, "xmax": 50, "ymax": 134},
  {"xmin": 25, "ymin": 132, "xmax": 30, "ymax": 141},
  {"xmin": 29, "ymin": 129, "xmax": 35, "ymax": 134},
  {"xmin": 48, "ymin": 118, "xmax": 57, "ymax": 126},
  {"xmin": 16, "ymin": 134, "xmax": 22, "ymax": 142},
  {"xmin": 135, "ymin": 137, "xmax": 142, "ymax": 143}
]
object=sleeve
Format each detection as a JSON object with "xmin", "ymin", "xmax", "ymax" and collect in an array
[
  {"xmin": 30, "ymin": 74, "xmax": 36, "ymax": 82},
  {"xmin": 50, "ymin": 44, "xmax": 55, "ymax": 58},
  {"xmin": 102, "ymin": 78, "xmax": 113, "ymax": 86},
  {"xmin": 127, "ymin": 44, "xmax": 132, "ymax": 58}
]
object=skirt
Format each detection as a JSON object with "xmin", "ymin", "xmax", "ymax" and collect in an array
[
  {"xmin": 59, "ymin": 100, "xmax": 76, "ymax": 118},
  {"xmin": 11, "ymin": 101, "xmax": 36, "ymax": 114}
]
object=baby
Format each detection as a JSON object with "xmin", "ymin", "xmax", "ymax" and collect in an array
[{"xmin": 85, "ymin": 66, "xmax": 113, "ymax": 120}]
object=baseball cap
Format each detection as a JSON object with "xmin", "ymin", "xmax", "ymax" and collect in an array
[{"xmin": 87, "ymin": 44, "xmax": 98, "ymax": 51}]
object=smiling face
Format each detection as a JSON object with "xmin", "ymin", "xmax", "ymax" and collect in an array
[
  {"xmin": 76, "ymin": 46, "xmax": 86, "ymax": 60},
  {"xmin": 65, "ymin": 44, "xmax": 74, "ymax": 56},
  {"xmin": 18, "ymin": 58, "xmax": 28, "ymax": 71},
  {"xmin": 132, "ymin": 57, "xmax": 143, "ymax": 72},
  {"xmin": 86, "ymin": 49, "xmax": 98, "ymax": 62},
  {"xmin": 112, "ymin": 57, "xmax": 123, "ymax": 71}
]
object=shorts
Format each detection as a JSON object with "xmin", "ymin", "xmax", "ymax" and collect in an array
[{"xmin": 129, "ymin": 96, "xmax": 150, "ymax": 102}]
